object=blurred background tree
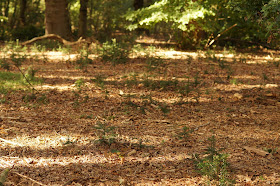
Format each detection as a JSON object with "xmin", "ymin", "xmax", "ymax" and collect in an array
[{"xmin": 0, "ymin": 0, "xmax": 278, "ymax": 49}]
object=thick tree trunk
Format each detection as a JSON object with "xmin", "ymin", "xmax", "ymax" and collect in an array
[
  {"xmin": 78, "ymin": 0, "xmax": 89, "ymax": 38},
  {"xmin": 45, "ymin": 0, "xmax": 72, "ymax": 40}
]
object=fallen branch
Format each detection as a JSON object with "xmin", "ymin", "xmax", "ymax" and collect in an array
[
  {"xmin": 243, "ymin": 146, "xmax": 269, "ymax": 157},
  {"xmin": 0, "ymin": 137, "xmax": 23, "ymax": 146},
  {"xmin": 193, "ymin": 122, "xmax": 211, "ymax": 131},
  {"xmin": 12, "ymin": 172, "xmax": 47, "ymax": 186},
  {"xmin": 205, "ymin": 24, "xmax": 237, "ymax": 49},
  {"xmin": 21, "ymin": 34, "xmax": 89, "ymax": 46}
]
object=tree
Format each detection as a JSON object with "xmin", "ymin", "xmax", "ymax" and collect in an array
[
  {"xmin": 261, "ymin": 0, "xmax": 280, "ymax": 44},
  {"xmin": 78, "ymin": 0, "xmax": 89, "ymax": 38},
  {"xmin": 133, "ymin": 0, "xmax": 143, "ymax": 10},
  {"xmin": 45, "ymin": 0, "xmax": 72, "ymax": 40},
  {"xmin": 19, "ymin": 0, "xmax": 27, "ymax": 26}
]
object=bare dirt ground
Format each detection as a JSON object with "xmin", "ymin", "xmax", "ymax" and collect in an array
[{"xmin": 0, "ymin": 43, "xmax": 280, "ymax": 185}]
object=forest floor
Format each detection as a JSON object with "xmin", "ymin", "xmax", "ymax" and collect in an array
[{"xmin": 0, "ymin": 40, "xmax": 280, "ymax": 185}]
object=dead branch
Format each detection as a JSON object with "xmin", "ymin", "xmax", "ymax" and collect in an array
[
  {"xmin": 12, "ymin": 172, "xmax": 47, "ymax": 186},
  {"xmin": 205, "ymin": 24, "xmax": 237, "ymax": 49},
  {"xmin": 21, "ymin": 34, "xmax": 89, "ymax": 46}
]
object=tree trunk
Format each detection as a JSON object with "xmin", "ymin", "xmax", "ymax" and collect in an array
[
  {"xmin": 45, "ymin": 0, "xmax": 72, "ymax": 40},
  {"xmin": 133, "ymin": 0, "xmax": 144, "ymax": 10},
  {"xmin": 19, "ymin": 0, "xmax": 27, "ymax": 26},
  {"xmin": 10, "ymin": 1, "xmax": 18, "ymax": 28},
  {"xmin": 78, "ymin": 0, "xmax": 89, "ymax": 38},
  {"xmin": 4, "ymin": 0, "xmax": 10, "ymax": 17}
]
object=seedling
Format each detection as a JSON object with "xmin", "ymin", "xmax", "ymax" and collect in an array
[
  {"xmin": 72, "ymin": 79, "xmax": 89, "ymax": 107},
  {"xmin": 193, "ymin": 135, "xmax": 234, "ymax": 185},
  {"xmin": 62, "ymin": 136, "xmax": 77, "ymax": 145},
  {"xmin": 176, "ymin": 126, "xmax": 193, "ymax": 141},
  {"xmin": 75, "ymin": 47, "xmax": 92, "ymax": 72},
  {"xmin": 158, "ymin": 102, "xmax": 170, "ymax": 115},
  {"xmin": 92, "ymin": 74, "xmax": 106, "ymax": 89},
  {"xmin": 94, "ymin": 121, "xmax": 117, "ymax": 145}
]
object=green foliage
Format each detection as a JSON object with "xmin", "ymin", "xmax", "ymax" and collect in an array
[
  {"xmin": 158, "ymin": 102, "xmax": 170, "ymax": 115},
  {"xmin": 22, "ymin": 92, "xmax": 48, "ymax": 104},
  {"xmin": 24, "ymin": 66, "xmax": 39, "ymax": 82},
  {"xmin": 61, "ymin": 136, "xmax": 77, "ymax": 145},
  {"xmin": 33, "ymin": 40, "xmax": 62, "ymax": 51},
  {"xmin": 75, "ymin": 47, "xmax": 93, "ymax": 71},
  {"xmin": 142, "ymin": 78, "xmax": 179, "ymax": 91},
  {"xmin": 261, "ymin": 0, "xmax": 280, "ymax": 43},
  {"xmin": 176, "ymin": 126, "xmax": 193, "ymax": 141},
  {"xmin": 94, "ymin": 121, "xmax": 117, "ymax": 145},
  {"xmin": 0, "ymin": 71, "xmax": 41, "ymax": 90},
  {"xmin": 99, "ymin": 39, "xmax": 130, "ymax": 65},
  {"xmin": 126, "ymin": 0, "xmax": 210, "ymax": 31},
  {"xmin": 0, "ymin": 168, "xmax": 9, "ymax": 186},
  {"xmin": 193, "ymin": 136, "xmax": 234, "ymax": 185},
  {"xmin": 87, "ymin": 0, "xmax": 133, "ymax": 41},
  {"xmin": 0, "ymin": 57, "xmax": 10, "ymax": 70},
  {"xmin": 73, "ymin": 79, "xmax": 89, "ymax": 107},
  {"xmin": 145, "ymin": 56, "xmax": 165, "ymax": 72},
  {"xmin": 92, "ymin": 74, "xmax": 106, "ymax": 89},
  {"xmin": 11, "ymin": 25, "xmax": 44, "ymax": 41}
]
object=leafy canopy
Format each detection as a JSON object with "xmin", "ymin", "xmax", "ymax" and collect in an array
[{"xmin": 126, "ymin": 0, "xmax": 213, "ymax": 31}]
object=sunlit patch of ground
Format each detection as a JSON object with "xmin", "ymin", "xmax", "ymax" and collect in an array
[{"xmin": 0, "ymin": 43, "xmax": 280, "ymax": 185}]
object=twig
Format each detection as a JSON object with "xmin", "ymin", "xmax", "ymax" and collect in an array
[
  {"xmin": 193, "ymin": 122, "xmax": 211, "ymax": 131},
  {"xmin": 0, "ymin": 137, "xmax": 23, "ymax": 146},
  {"xmin": 205, "ymin": 24, "xmax": 237, "ymax": 49},
  {"xmin": 14, "ymin": 65, "xmax": 38, "ymax": 93},
  {"xmin": 12, "ymin": 172, "xmax": 47, "ymax": 186}
]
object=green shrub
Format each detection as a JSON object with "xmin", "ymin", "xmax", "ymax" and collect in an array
[{"xmin": 99, "ymin": 39, "xmax": 130, "ymax": 65}]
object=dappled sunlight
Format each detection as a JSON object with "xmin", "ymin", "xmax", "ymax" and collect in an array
[
  {"xmin": 1, "ymin": 44, "xmax": 280, "ymax": 185},
  {"xmin": 214, "ymin": 83, "xmax": 278, "ymax": 92}
]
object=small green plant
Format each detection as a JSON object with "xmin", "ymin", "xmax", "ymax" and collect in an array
[
  {"xmin": 61, "ymin": 136, "xmax": 77, "ymax": 145},
  {"xmin": 94, "ymin": 121, "xmax": 117, "ymax": 145},
  {"xmin": 80, "ymin": 114, "xmax": 93, "ymax": 119},
  {"xmin": 158, "ymin": 102, "xmax": 170, "ymax": 115},
  {"xmin": 22, "ymin": 92, "xmax": 48, "ymax": 104},
  {"xmin": 75, "ymin": 79, "xmax": 85, "ymax": 90},
  {"xmin": 193, "ymin": 135, "xmax": 234, "ymax": 185},
  {"xmin": 24, "ymin": 66, "xmax": 38, "ymax": 82},
  {"xmin": 124, "ymin": 73, "xmax": 139, "ymax": 87},
  {"xmin": 176, "ymin": 126, "xmax": 193, "ymax": 141},
  {"xmin": 75, "ymin": 47, "xmax": 92, "ymax": 71},
  {"xmin": 0, "ymin": 168, "xmax": 9, "ymax": 186},
  {"xmin": 99, "ymin": 39, "xmax": 130, "ymax": 65},
  {"xmin": 178, "ymin": 77, "xmax": 192, "ymax": 102},
  {"xmin": 186, "ymin": 55, "xmax": 193, "ymax": 64},
  {"xmin": 72, "ymin": 79, "xmax": 89, "ymax": 107},
  {"xmin": 145, "ymin": 56, "xmax": 165, "ymax": 72},
  {"xmin": 263, "ymin": 147, "xmax": 278, "ymax": 155},
  {"xmin": 262, "ymin": 73, "xmax": 269, "ymax": 81},
  {"xmin": 92, "ymin": 74, "xmax": 106, "ymax": 89},
  {"xmin": 230, "ymin": 78, "xmax": 239, "ymax": 85},
  {"xmin": 0, "ymin": 57, "xmax": 10, "ymax": 70}
]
